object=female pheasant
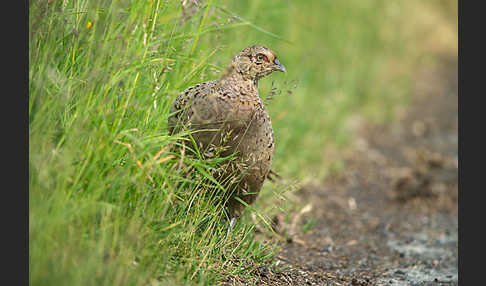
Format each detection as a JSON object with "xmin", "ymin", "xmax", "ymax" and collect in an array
[{"xmin": 168, "ymin": 46, "xmax": 286, "ymax": 226}]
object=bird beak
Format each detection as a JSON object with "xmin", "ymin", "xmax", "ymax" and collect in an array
[{"xmin": 273, "ymin": 58, "xmax": 287, "ymax": 73}]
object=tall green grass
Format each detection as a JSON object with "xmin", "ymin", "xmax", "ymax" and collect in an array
[{"xmin": 29, "ymin": 0, "xmax": 456, "ymax": 285}]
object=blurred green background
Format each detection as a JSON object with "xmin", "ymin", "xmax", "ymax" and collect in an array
[{"xmin": 29, "ymin": 0, "xmax": 457, "ymax": 285}]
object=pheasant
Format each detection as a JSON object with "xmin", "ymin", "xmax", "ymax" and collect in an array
[{"xmin": 168, "ymin": 45, "xmax": 286, "ymax": 227}]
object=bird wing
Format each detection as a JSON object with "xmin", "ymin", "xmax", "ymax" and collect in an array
[{"xmin": 168, "ymin": 81, "xmax": 240, "ymax": 135}]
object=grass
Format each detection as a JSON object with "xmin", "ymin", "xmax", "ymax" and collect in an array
[{"xmin": 29, "ymin": 0, "xmax": 456, "ymax": 285}]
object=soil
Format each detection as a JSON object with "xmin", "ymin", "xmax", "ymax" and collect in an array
[{"xmin": 223, "ymin": 55, "xmax": 458, "ymax": 286}]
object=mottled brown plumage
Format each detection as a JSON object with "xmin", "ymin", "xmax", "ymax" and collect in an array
[{"xmin": 168, "ymin": 46, "xmax": 286, "ymax": 221}]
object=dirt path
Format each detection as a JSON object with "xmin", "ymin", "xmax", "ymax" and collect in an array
[{"xmin": 230, "ymin": 57, "xmax": 458, "ymax": 285}]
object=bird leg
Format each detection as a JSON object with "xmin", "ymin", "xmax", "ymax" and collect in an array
[
  {"xmin": 226, "ymin": 217, "xmax": 237, "ymax": 237},
  {"xmin": 177, "ymin": 141, "xmax": 186, "ymax": 171}
]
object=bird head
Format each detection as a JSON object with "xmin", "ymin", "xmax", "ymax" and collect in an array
[{"xmin": 231, "ymin": 45, "xmax": 286, "ymax": 81}]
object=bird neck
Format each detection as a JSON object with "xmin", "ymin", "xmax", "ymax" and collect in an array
[{"xmin": 217, "ymin": 67, "xmax": 259, "ymax": 96}]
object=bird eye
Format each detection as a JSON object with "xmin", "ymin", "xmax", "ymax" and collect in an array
[{"xmin": 255, "ymin": 53, "xmax": 267, "ymax": 64}]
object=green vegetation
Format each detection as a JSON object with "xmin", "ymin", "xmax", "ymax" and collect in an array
[{"xmin": 29, "ymin": 0, "xmax": 456, "ymax": 285}]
